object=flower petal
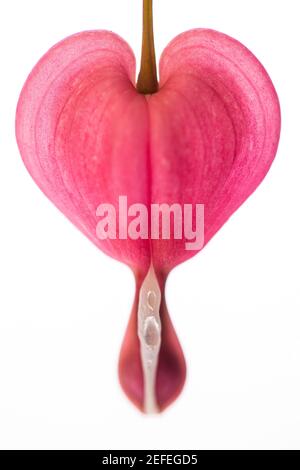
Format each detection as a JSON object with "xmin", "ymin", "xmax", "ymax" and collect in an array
[{"xmin": 149, "ymin": 29, "xmax": 281, "ymax": 270}]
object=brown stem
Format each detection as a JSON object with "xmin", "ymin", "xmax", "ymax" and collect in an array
[{"xmin": 136, "ymin": 0, "xmax": 158, "ymax": 94}]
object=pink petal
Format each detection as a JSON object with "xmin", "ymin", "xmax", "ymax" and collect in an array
[
  {"xmin": 16, "ymin": 31, "xmax": 151, "ymax": 270},
  {"xmin": 149, "ymin": 28, "xmax": 281, "ymax": 271}
]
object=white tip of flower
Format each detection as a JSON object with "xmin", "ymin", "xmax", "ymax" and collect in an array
[{"xmin": 137, "ymin": 264, "xmax": 162, "ymax": 414}]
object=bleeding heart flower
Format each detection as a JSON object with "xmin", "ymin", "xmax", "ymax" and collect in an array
[{"xmin": 16, "ymin": 0, "xmax": 280, "ymax": 413}]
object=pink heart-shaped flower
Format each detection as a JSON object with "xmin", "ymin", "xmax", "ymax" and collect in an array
[{"xmin": 16, "ymin": 20, "xmax": 280, "ymax": 412}]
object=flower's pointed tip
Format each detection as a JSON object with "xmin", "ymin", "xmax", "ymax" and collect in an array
[{"xmin": 118, "ymin": 271, "xmax": 186, "ymax": 414}]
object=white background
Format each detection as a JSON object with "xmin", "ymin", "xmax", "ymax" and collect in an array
[{"xmin": 0, "ymin": 0, "xmax": 299, "ymax": 450}]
